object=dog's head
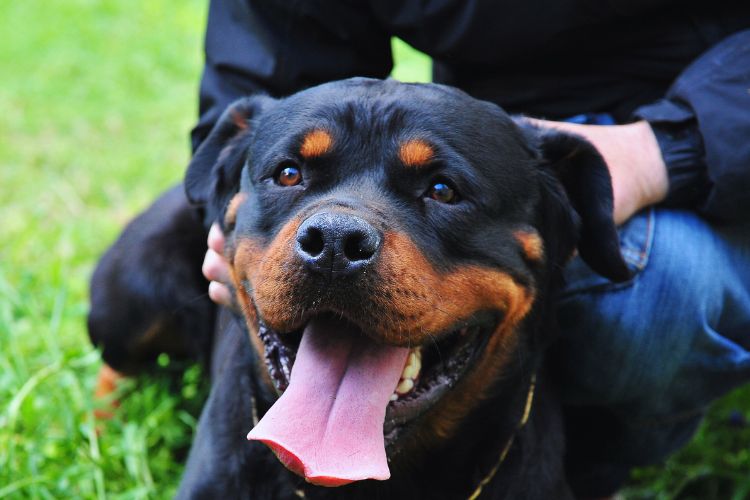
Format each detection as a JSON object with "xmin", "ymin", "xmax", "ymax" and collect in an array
[{"xmin": 186, "ymin": 78, "xmax": 628, "ymax": 486}]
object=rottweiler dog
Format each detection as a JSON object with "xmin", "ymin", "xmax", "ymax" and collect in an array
[{"xmin": 88, "ymin": 78, "xmax": 629, "ymax": 499}]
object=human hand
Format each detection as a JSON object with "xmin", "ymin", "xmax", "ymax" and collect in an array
[
  {"xmin": 527, "ymin": 119, "xmax": 668, "ymax": 225},
  {"xmin": 202, "ymin": 223, "xmax": 235, "ymax": 309}
]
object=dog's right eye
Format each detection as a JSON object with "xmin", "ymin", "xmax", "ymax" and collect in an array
[
  {"xmin": 275, "ymin": 165, "xmax": 303, "ymax": 187},
  {"xmin": 426, "ymin": 181, "xmax": 458, "ymax": 204}
]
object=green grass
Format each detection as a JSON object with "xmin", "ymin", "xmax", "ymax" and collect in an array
[
  {"xmin": 1, "ymin": 2, "xmax": 748, "ymax": 498},
  {"xmin": 1, "ymin": 1, "xmax": 207, "ymax": 497}
]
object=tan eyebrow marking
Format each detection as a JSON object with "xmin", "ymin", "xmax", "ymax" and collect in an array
[
  {"xmin": 513, "ymin": 230, "xmax": 545, "ymax": 264},
  {"xmin": 399, "ymin": 139, "xmax": 434, "ymax": 167},
  {"xmin": 300, "ymin": 129, "xmax": 333, "ymax": 159}
]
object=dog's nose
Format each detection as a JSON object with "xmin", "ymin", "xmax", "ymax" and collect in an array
[{"xmin": 296, "ymin": 213, "xmax": 381, "ymax": 276}]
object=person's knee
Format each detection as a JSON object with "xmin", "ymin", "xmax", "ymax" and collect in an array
[{"xmin": 556, "ymin": 209, "xmax": 740, "ymax": 405}]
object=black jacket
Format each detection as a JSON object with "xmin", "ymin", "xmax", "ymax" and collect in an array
[{"xmin": 192, "ymin": 0, "xmax": 750, "ymax": 222}]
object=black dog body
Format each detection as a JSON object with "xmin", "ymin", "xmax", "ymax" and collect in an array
[
  {"xmin": 88, "ymin": 184, "xmax": 215, "ymax": 373},
  {"xmin": 89, "ymin": 78, "xmax": 627, "ymax": 499}
]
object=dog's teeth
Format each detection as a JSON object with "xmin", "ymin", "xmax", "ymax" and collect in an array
[
  {"xmin": 402, "ymin": 351, "xmax": 421, "ymax": 380},
  {"xmin": 398, "ymin": 349, "xmax": 421, "ymax": 382},
  {"xmin": 396, "ymin": 378, "xmax": 414, "ymax": 395},
  {"xmin": 390, "ymin": 349, "xmax": 421, "ymax": 401},
  {"xmin": 402, "ymin": 366, "xmax": 418, "ymax": 380}
]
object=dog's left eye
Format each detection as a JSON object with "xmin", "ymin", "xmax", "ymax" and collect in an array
[
  {"xmin": 426, "ymin": 181, "xmax": 458, "ymax": 204},
  {"xmin": 275, "ymin": 165, "xmax": 303, "ymax": 187}
]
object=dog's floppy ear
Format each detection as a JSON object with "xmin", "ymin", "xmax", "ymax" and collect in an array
[
  {"xmin": 185, "ymin": 95, "xmax": 276, "ymax": 222},
  {"xmin": 534, "ymin": 127, "xmax": 631, "ymax": 282}
]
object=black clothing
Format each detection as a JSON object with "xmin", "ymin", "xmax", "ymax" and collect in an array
[{"xmin": 634, "ymin": 29, "xmax": 750, "ymax": 221}]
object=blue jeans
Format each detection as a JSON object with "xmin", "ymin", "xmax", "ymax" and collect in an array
[{"xmin": 556, "ymin": 208, "xmax": 750, "ymax": 492}]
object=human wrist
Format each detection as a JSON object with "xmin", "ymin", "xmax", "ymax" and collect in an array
[
  {"xmin": 598, "ymin": 121, "xmax": 666, "ymax": 225},
  {"xmin": 630, "ymin": 121, "xmax": 668, "ymax": 208}
]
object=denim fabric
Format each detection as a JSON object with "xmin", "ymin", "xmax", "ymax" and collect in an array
[{"xmin": 557, "ymin": 208, "xmax": 750, "ymax": 467}]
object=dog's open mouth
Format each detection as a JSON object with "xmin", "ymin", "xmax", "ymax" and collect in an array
[
  {"xmin": 247, "ymin": 311, "xmax": 496, "ymax": 487},
  {"xmin": 259, "ymin": 314, "xmax": 493, "ymax": 432}
]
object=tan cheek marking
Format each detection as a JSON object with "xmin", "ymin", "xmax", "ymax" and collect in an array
[
  {"xmin": 300, "ymin": 129, "xmax": 333, "ymax": 159},
  {"xmin": 513, "ymin": 230, "xmax": 545, "ymax": 263},
  {"xmin": 375, "ymin": 231, "xmax": 534, "ymax": 343},
  {"xmin": 231, "ymin": 219, "xmax": 304, "ymax": 392},
  {"xmin": 399, "ymin": 139, "xmax": 434, "ymax": 167},
  {"xmin": 231, "ymin": 237, "xmax": 273, "ymax": 391},
  {"xmin": 224, "ymin": 193, "xmax": 248, "ymax": 228},
  {"xmin": 241, "ymin": 220, "xmax": 303, "ymax": 331}
]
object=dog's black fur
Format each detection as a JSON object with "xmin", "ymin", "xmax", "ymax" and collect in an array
[
  {"xmin": 88, "ymin": 184, "xmax": 214, "ymax": 373},
  {"xmin": 89, "ymin": 78, "xmax": 628, "ymax": 499}
]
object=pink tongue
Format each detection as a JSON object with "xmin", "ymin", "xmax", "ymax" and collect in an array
[{"xmin": 247, "ymin": 317, "xmax": 409, "ymax": 487}]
